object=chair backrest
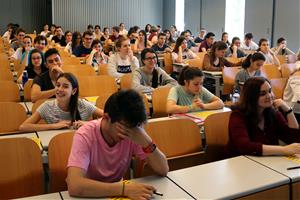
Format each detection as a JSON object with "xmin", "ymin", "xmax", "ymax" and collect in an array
[
  {"xmin": 23, "ymin": 79, "xmax": 34, "ymax": 101},
  {"xmin": 0, "ymin": 102, "xmax": 27, "ymax": 134},
  {"xmin": 95, "ymin": 93, "xmax": 112, "ymax": 109},
  {"xmin": 152, "ymin": 86, "xmax": 171, "ymax": 118},
  {"xmin": 0, "ymin": 68, "xmax": 14, "ymax": 81},
  {"xmin": 0, "ymin": 53, "xmax": 10, "ymax": 69},
  {"xmin": 142, "ymin": 93, "xmax": 150, "ymax": 117},
  {"xmin": 48, "ymin": 131, "xmax": 75, "ymax": 192},
  {"xmin": 145, "ymin": 118, "xmax": 202, "ymax": 158},
  {"xmin": 62, "ymin": 64, "xmax": 96, "ymax": 76},
  {"xmin": 261, "ymin": 64, "xmax": 282, "ymax": 79},
  {"xmin": 62, "ymin": 57, "xmax": 81, "ymax": 65},
  {"xmin": 120, "ymin": 73, "xmax": 133, "ymax": 90},
  {"xmin": 187, "ymin": 58, "xmax": 204, "ymax": 69},
  {"xmin": 225, "ymin": 57, "xmax": 242, "ymax": 64},
  {"xmin": 270, "ymin": 78, "xmax": 288, "ymax": 99},
  {"xmin": 0, "ymin": 81, "xmax": 20, "ymax": 102},
  {"xmin": 281, "ymin": 63, "xmax": 297, "ymax": 78},
  {"xmin": 164, "ymin": 52, "xmax": 173, "ymax": 74},
  {"xmin": 222, "ymin": 67, "xmax": 241, "ymax": 95},
  {"xmin": 0, "ymin": 138, "xmax": 44, "ymax": 199},
  {"xmin": 276, "ymin": 55, "xmax": 286, "ymax": 64},
  {"xmin": 98, "ymin": 63, "xmax": 109, "ymax": 75},
  {"xmin": 204, "ymin": 111, "xmax": 231, "ymax": 162},
  {"xmin": 77, "ymin": 75, "xmax": 118, "ymax": 97}
]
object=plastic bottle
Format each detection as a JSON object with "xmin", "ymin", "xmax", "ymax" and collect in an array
[
  {"xmin": 22, "ymin": 70, "xmax": 28, "ymax": 86},
  {"xmin": 33, "ymin": 30, "xmax": 37, "ymax": 35},
  {"xmin": 232, "ymin": 89, "xmax": 240, "ymax": 103}
]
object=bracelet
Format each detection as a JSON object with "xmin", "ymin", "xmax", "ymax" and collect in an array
[
  {"xmin": 142, "ymin": 141, "xmax": 157, "ymax": 154},
  {"xmin": 285, "ymin": 108, "xmax": 293, "ymax": 115},
  {"xmin": 121, "ymin": 181, "xmax": 125, "ymax": 196}
]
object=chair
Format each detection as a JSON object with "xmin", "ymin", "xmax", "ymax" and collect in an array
[
  {"xmin": 281, "ymin": 63, "xmax": 297, "ymax": 78},
  {"xmin": 222, "ymin": 67, "xmax": 241, "ymax": 95},
  {"xmin": 163, "ymin": 52, "xmax": 173, "ymax": 74},
  {"xmin": 62, "ymin": 64, "xmax": 96, "ymax": 76},
  {"xmin": 48, "ymin": 131, "xmax": 75, "ymax": 192},
  {"xmin": 98, "ymin": 63, "xmax": 109, "ymax": 75},
  {"xmin": 0, "ymin": 138, "xmax": 44, "ymax": 199},
  {"xmin": 23, "ymin": 79, "xmax": 33, "ymax": 101},
  {"xmin": 276, "ymin": 55, "xmax": 286, "ymax": 64},
  {"xmin": 204, "ymin": 111, "xmax": 232, "ymax": 162},
  {"xmin": 270, "ymin": 78, "xmax": 287, "ymax": 99},
  {"xmin": 0, "ymin": 102, "xmax": 27, "ymax": 134},
  {"xmin": 0, "ymin": 54, "xmax": 10, "ymax": 69},
  {"xmin": 261, "ymin": 64, "xmax": 282, "ymax": 79},
  {"xmin": 95, "ymin": 93, "xmax": 112, "ymax": 109},
  {"xmin": 187, "ymin": 58, "xmax": 204, "ymax": 69},
  {"xmin": 142, "ymin": 93, "xmax": 150, "ymax": 117},
  {"xmin": 77, "ymin": 75, "xmax": 118, "ymax": 97},
  {"xmin": 0, "ymin": 81, "xmax": 20, "ymax": 102},
  {"xmin": 120, "ymin": 73, "xmax": 132, "ymax": 90},
  {"xmin": 225, "ymin": 57, "xmax": 242, "ymax": 64},
  {"xmin": 0, "ymin": 68, "xmax": 14, "ymax": 81},
  {"xmin": 135, "ymin": 118, "xmax": 203, "ymax": 177},
  {"xmin": 62, "ymin": 57, "xmax": 81, "ymax": 65},
  {"xmin": 152, "ymin": 86, "xmax": 171, "ymax": 118}
]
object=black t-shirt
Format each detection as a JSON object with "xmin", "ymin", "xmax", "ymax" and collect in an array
[
  {"xmin": 25, "ymin": 66, "xmax": 48, "ymax": 79},
  {"xmin": 52, "ymin": 35, "xmax": 67, "ymax": 46},
  {"xmin": 151, "ymin": 44, "xmax": 169, "ymax": 52},
  {"xmin": 73, "ymin": 45, "xmax": 92, "ymax": 57},
  {"xmin": 32, "ymin": 71, "xmax": 55, "ymax": 92}
]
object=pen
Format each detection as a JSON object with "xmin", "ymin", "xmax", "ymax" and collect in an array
[
  {"xmin": 154, "ymin": 191, "xmax": 163, "ymax": 196},
  {"xmin": 287, "ymin": 166, "xmax": 300, "ymax": 170}
]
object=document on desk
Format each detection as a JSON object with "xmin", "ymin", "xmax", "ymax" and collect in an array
[
  {"xmin": 186, "ymin": 107, "xmax": 231, "ymax": 121},
  {"xmin": 285, "ymin": 154, "xmax": 300, "ymax": 163}
]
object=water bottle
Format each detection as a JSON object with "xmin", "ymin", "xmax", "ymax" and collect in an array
[
  {"xmin": 33, "ymin": 30, "xmax": 37, "ymax": 35},
  {"xmin": 22, "ymin": 70, "xmax": 28, "ymax": 86},
  {"xmin": 232, "ymin": 89, "xmax": 240, "ymax": 103}
]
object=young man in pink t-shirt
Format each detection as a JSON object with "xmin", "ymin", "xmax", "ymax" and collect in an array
[{"xmin": 67, "ymin": 89, "xmax": 169, "ymax": 199}]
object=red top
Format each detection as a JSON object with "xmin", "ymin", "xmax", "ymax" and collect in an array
[{"xmin": 226, "ymin": 110, "xmax": 300, "ymax": 157}]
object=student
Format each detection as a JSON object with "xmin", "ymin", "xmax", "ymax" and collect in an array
[
  {"xmin": 100, "ymin": 27, "xmax": 110, "ymax": 43},
  {"xmin": 257, "ymin": 38, "xmax": 280, "ymax": 67},
  {"xmin": 221, "ymin": 32, "xmax": 230, "ymax": 47},
  {"xmin": 234, "ymin": 52, "xmax": 265, "ymax": 93},
  {"xmin": 132, "ymin": 48, "xmax": 177, "ymax": 93},
  {"xmin": 194, "ymin": 28, "xmax": 206, "ymax": 43},
  {"xmin": 166, "ymin": 66, "xmax": 224, "ymax": 114},
  {"xmin": 119, "ymin": 22, "xmax": 128, "ymax": 36},
  {"xmin": 31, "ymin": 48, "xmax": 64, "ymax": 102},
  {"xmin": 148, "ymin": 26, "xmax": 159, "ymax": 44},
  {"xmin": 86, "ymin": 39, "xmax": 108, "ymax": 69},
  {"xmin": 172, "ymin": 36, "xmax": 197, "ymax": 63},
  {"xmin": 283, "ymin": 57, "xmax": 300, "ymax": 123},
  {"xmin": 10, "ymin": 28, "xmax": 26, "ymax": 51},
  {"xmin": 107, "ymin": 37, "xmax": 139, "ymax": 78},
  {"xmin": 19, "ymin": 73, "xmax": 103, "ymax": 132},
  {"xmin": 133, "ymin": 30, "xmax": 152, "ymax": 53},
  {"xmin": 17, "ymin": 49, "xmax": 48, "ymax": 82},
  {"xmin": 66, "ymin": 89, "xmax": 169, "ymax": 198},
  {"xmin": 65, "ymin": 31, "xmax": 73, "ymax": 45},
  {"xmin": 11, "ymin": 35, "xmax": 33, "ymax": 66},
  {"xmin": 203, "ymin": 41, "xmax": 241, "ymax": 71},
  {"xmin": 52, "ymin": 26, "xmax": 67, "ymax": 46},
  {"xmin": 163, "ymin": 29, "xmax": 175, "ymax": 47},
  {"xmin": 33, "ymin": 35, "xmax": 48, "ymax": 52},
  {"xmin": 170, "ymin": 25, "xmax": 180, "ymax": 41},
  {"xmin": 65, "ymin": 31, "xmax": 82, "ymax": 55},
  {"xmin": 227, "ymin": 77, "xmax": 300, "ymax": 157},
  {"xmin": 151, "ymin": 32, "xmax": 172, "ymax": 55},
  {"xmin": 199, "ymin": 32, "xmax": 215, "ymax": 53},
  {"xmin": 225, "ymin": 37, "xmax": 246, "ymax": 58},
  {"xmin": 271, "ymin": 37, "xmax": 295, "ymax": 56},
  {"xmin": 94, "ymin": 25, "xmax": 102, "ymax": 40},
  {"xmin": 241, "ymin": 33, "xmax": 258, "ymax": 51},
  {"xmin": 73, "ymin": 31, "xmax": 93, "ymax": 57},
  {"xmin": 40, "ymin": 24, "xmax": 50, "ymax": 36},
  {"xmin": 182, "ymin": 30, "xmax": 197, "ymax": 49},
  {"xmin": 145, "ymin": 24, "xmax": 152, "ymax": 38}
]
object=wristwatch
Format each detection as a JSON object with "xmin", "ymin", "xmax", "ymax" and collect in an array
[{"xmin": 285, "ymin": 107, "xmax": 293, "ymax": 115}]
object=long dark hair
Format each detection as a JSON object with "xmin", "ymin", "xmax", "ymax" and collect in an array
[
  {"xmin": 56, "ymin": 73, "xmax": 81, "ymax": 122},
  {"xmin": 138, "ymin": 30, "xmax": 148, "ymax": 48},
  {"xmin": 242, "ymin": 52, "xmax": 265, "ymax": 69},
  {"xmin": 27, "ymin": 48, "xmax": 46, "ymax": 70},
  {"xmin": 233, "ymin": 77, "xmax": 276, "ymax": 137},
  {"xmin": 178, "ymin": 66, "xmax": 204, "ymax": 86},
  {"xmin": 71, "ymin": 31, "xmax": 82, "ymax": 51},
  {"xmin": 257, "ymin": 38, "xmax": 268, "ymax": 52},
  {"xmin": 173, "ymin": 36, "xmax": 186, "ymax": 53},
  {"xmin": 208, "ymin": 41, "xmax": 227, "ymax": 62}
]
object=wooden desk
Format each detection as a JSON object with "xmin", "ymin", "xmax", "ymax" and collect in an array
[
  {"xmin": 0, "ymin": 132, "xmax": 37, "ymax": 139},
  {"xmin": 202, "ymin": 70, "xmax": 223, "ymax": 97},
  {"xmin": 246, "ymin": 155, "xmax": 300, "ymax": 199},
  {"xmin": 36, "ymin": 129, "xmax": 72, "ymax": 150},
  {"xmin": 24, "ymin": 101, "xmax": 33, "ymax": 114},
  {"xmin": 19, "ymin": 102, "xmax": 30, "ymax": 114},
  {"xmin": 167, "ymin": 156, "xmax": 289, "ymax": 199},
  {"xmin": 60, "ymin": 175, "xmax": 193, "ymax": 199},
  {"xmin": 172, "ymin": 62, "xmax": 188, "ymax": 73},
  {"xmin": 17, "ymin": 192, "xmax": 62, "ymax": 199}
]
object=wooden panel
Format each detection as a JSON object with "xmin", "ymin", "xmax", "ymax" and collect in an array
[{"xmin": 292, "ymin": 181, "xmax": 300, "ymax": 200}]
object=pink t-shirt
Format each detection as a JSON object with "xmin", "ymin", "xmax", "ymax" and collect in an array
[{"xmin": 67, "ymin": 119, "xmax": 147, "ymax": 182}]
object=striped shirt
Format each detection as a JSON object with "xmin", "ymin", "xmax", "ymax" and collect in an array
[{"xmin": 37, "ymin": 99, "xmax": 97, "ymax": 124}]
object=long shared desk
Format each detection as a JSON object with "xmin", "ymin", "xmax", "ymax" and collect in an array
[{"xmin": 18, "ymin": 155, "xmax": 300, "ymax": 199}]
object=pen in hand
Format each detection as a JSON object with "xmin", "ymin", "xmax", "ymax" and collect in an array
[
  {"xmin": 287, "ymin": 166, "xmax": 300, "ymax": 170},
  {"xmin": 153, "ymin": 191, "xmax": 163, "ymax": 196}
]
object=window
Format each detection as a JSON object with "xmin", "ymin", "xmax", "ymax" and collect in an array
[
  {"xmin": 175, "ymin": 0, "xmax": 185, "ymax": 32},
  {"xmin": 225, "ymin": 0, "xmax": 245, "ymax": 41}
]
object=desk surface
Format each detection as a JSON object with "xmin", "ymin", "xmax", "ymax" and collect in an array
[
  {"xmin": 61, "ymin": 175, "xmax": 193, "ymax": 199},
  {"xmin": 167, "ymin": 156, "xmax": 289, "ymax": 199},
  {"xmin": 0, "ymin": 132, "xmax": 37, "ymax": 139},
  {"xmin": 17, "ymin": 192, "xmax": 62, "ymax": 199},
  {"xmin": 246, "ymin": 155, "xmax": 300, "ymax": 183},
  {"xmin": 37, "ymin": 129, "xmax": 72, "ymax": 149},
  {"xmin": 202, "ymin": 70, "xmax": 222, "ymax": 76}
]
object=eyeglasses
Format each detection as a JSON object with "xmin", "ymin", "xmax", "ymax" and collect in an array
[
  {"xmin": 259, "ymin": 88, "xmax": 272, "ymax": 96},
  {"xmin": 144, "ymin": 56, "xmax": 156, "ymax": 61},
  {"xmin": 18, "ymin": 34, "xmax": 25, "ymax": 37},
  {"xmin": 32, "ymin": 56, "xmax": 41, "ymax": 60}
]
